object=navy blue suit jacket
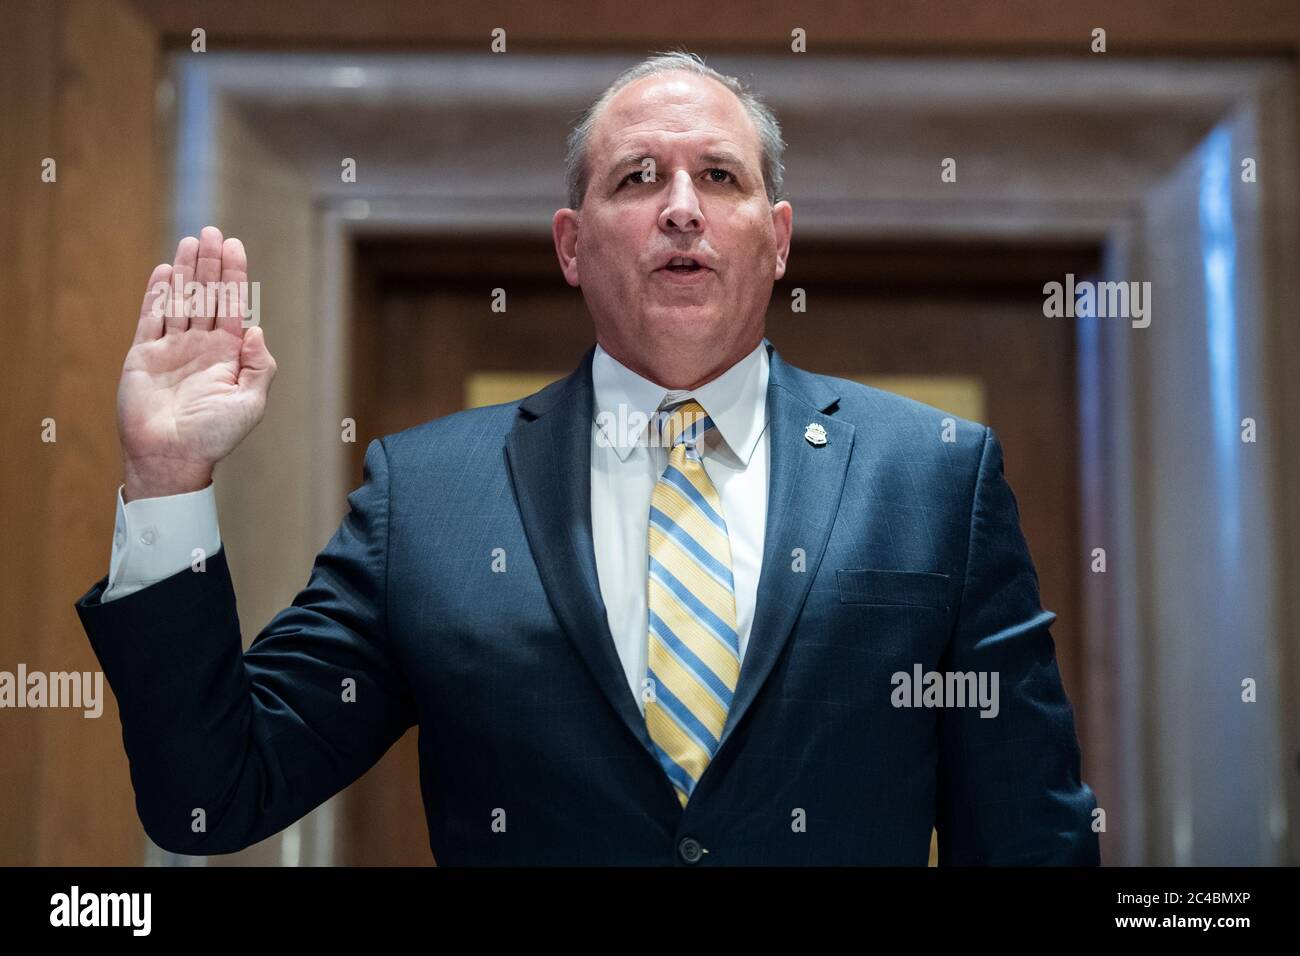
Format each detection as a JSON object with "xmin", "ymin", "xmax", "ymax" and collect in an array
[{"xmin": 75, "ymin": 338, "xmax": 1099, "ymax": 865}]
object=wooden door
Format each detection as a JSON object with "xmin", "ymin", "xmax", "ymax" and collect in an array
[{"xmin": 341, "ymin": 236, "xmax": 1095, "ymax": 865}]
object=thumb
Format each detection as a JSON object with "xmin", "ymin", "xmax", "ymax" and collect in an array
[{"xmin": 238, "ymin": 325, "xmax": 276, "ymax": 393}]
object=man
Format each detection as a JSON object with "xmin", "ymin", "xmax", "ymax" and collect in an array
[{"xmin": 76, "ymin": 51, "xmax": 1099, "ymax": 865}]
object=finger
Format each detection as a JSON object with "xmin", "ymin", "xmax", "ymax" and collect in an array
[
  {"xmin": 191, "ymin": 225, "xmax": 224, "ymax": 330},
  {"xmin": 216, "ymin": 236, "xmax": 248, "ymax": 337},
  {"xmin": 134, "ymin": 263, "xmax": 173, "ymax": 345},
  {"xmin": 167, "ymin": 235, "xmax": 199, "ymax": 334}
]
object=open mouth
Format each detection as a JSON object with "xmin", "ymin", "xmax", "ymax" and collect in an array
[{"xmin": 659, "ymin": 256, "xmax": 709, "ymax": 274}]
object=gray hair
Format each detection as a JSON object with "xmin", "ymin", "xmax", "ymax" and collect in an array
[{"xmin": 563, "ymin": 50, "xmax": 786, "ymax": 210}]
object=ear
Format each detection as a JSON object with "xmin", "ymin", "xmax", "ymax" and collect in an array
[
  {"xmin": 770, "ymin": 200, "xmax": 793, "ymax": 280},
  {"xmin": 552, "ymin": 208, "xmax": 582, "ymax": 287}
]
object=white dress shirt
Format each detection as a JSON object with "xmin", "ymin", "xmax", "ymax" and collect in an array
[
  {"xmin": 590, "ymin": 341, "xmax": 770, "ymax": 714},
  {"xmin": 103, "ymin": 342, "xmax": 772, "ymax": 714},
  {"xmin": 103, "ymin": 481, "xmax": 222, "ymax": 602}
]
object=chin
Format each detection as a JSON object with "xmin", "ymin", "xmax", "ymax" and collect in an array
[{"xmin": 645, "ymin": 306, "xmax": 722, "ymax": 329}]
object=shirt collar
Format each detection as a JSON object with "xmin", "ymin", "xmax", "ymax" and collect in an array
[{"xmin": 592, "ymin": 339, "xmax": 769, "ymax": 465}]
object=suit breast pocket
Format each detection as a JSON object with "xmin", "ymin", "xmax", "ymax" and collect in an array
[{"xmin": 836, "ymin": 568, "xmax": 951, "ymax": 611}]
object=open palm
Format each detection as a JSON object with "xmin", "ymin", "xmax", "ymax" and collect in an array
[{"xmin": 117, "ymin": 227, "xmax": 276, "ymax": 499}]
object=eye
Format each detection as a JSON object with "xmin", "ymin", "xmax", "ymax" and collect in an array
[{"xmin": 618, "ymin": 168, "xmax": 738, "ymax": 187}]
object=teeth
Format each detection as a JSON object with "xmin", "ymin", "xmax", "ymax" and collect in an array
[{"xmin": 669, "ymin": 257, "xmax": 698, "ymax": 267}]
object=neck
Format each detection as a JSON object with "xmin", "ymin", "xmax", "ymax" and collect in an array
[{"xmin": 598, "ymin": 333, "xmax": 763, "ymax": 391}]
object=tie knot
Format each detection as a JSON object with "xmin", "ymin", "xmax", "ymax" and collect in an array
[{"xmin": 657, "ymin": 399, "xmax": 713, "ymax": 450}]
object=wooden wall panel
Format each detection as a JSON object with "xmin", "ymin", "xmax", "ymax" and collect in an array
[
  {"xmin": 0, "ymin": 0, "xmax": 158, "ymax": 865},
  {"xmin": 126, "ymin": 0, "xmax": 1300, "ymax": 51},
  {"xmin": 0, "ymin": 0, "xmax": 61, "ymax": 871}
]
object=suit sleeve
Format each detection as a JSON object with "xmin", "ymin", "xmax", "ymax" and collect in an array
[
  {"xmin": 935, "ymin": 426, "xmax": 1100, "ymax": 865},
  {"xmin": 74, "ymin": 438, "xmax": 417, "ymax": 855}
]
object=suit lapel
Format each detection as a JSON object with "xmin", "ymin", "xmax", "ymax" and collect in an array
[
  {"xmin": 503, "ymin": 341, "xmax": 856, "ymax": 791},
  {"xmin": 711, "ymin": 342, "xmax": 855, "ymax": 760},
  {"xmin": 503, "ymin": 346, "xmax": 661, "ymax": 763}
]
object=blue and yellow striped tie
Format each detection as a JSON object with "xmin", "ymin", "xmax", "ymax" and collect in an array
[{"xmin": 645, "ymin": 399, "xmax": 740, "ymax": 808}]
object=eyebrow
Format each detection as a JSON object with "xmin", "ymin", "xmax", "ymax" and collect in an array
[{"xmin": 606, "ymin": 149, "xmax": 751, "ymax": 177}]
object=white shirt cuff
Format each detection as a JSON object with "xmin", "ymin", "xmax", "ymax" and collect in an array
[{"xmin": 103, "ymin": 482, "xmax": 222, "ymax": 603}]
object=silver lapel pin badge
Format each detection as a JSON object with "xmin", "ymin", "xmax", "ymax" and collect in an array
[{"xmin": 804, "ymin": 422, "xmax": 828, "ymax": 446}]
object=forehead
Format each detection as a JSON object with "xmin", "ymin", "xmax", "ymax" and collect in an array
[{"xmin": 589, "ymin": 70, "xmax": 760, "ymax": 169}]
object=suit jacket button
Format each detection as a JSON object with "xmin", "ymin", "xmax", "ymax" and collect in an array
[{"xmin": 677, "ymin": 836, "xmax": 704, "ymax": 864}]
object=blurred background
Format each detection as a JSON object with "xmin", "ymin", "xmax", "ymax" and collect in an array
[{"xmin": 1, "ymin": 0, "xmax": 1297, "ymax": 866}]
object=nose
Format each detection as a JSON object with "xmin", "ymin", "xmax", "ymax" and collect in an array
[{"xmin": 658, "ymin": 169, "xmax": 703, "ymax": 233}]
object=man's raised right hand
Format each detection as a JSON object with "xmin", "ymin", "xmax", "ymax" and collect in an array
[{"xmin": 117, "ymin": 226, "xmax": 277, "ymax": 503}]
